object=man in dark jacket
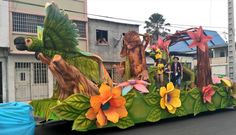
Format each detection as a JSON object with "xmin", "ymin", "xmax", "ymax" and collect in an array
[{"xmin": 171, "ymin": 56, "xmax": 183, "ymax": 88}]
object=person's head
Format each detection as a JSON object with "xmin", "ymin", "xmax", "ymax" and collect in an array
[{"xmin": 173, "ymin": 56, "xmax": 179, "ymax": 63}]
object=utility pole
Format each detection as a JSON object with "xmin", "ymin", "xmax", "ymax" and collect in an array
[{"xmin": 228, "ymin": 0, "xmax": 236, "ymax": 80}]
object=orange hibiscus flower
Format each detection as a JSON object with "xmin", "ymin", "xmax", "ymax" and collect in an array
[{"xmin": 85, "ymin": 83, "xmax": 128, "ymax": 127}]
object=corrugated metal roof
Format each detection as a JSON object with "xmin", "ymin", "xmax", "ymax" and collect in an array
[{"xmin": 169, "ymin": 30, "xmax": 227, "ymax": 53}]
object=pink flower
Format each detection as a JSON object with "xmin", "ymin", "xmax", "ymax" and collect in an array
[
  {"xmin": 202, "ymin": 85, "xmax": 215, "ymax": 103},
  {"xmin": 212, "ymin": 76, "xmax": 221, "ymax": 84},
  {"xmin": 187, "ymin": 26, "xmax": 212, "ymax": 52},
  {"xmin": 118, "ymin": 80, "xmax": 150, "ymax": 95},
  {"xmin": 156, "ymin": 37, "xmax": 171, "ymax": 54},
  {"xmin": 150, "ymin": 44, "xmax": 158, "ymax": 51}
]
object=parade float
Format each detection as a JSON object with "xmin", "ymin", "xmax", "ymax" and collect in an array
[{"xmin": 14, "ymin": 2, "xmax": 236, "ymax": 132}]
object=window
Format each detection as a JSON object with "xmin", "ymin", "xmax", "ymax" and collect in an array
[
  {"xmin": 220, "ymin": 51, "xmax": 225, "ymax": 57},
  {"xmin": 12, "ymin": 12, "xmax": 87, "ymax": 38},
  {"xmin": 74, "ymin": 21, "xmax": 87, "ymax": 38},
  {"xmin": 96, "ymin": 29, "xmax": 108, "ymax": 45},
  {"xmin": 33, "ymin": 63, "xmax": 48, "ymax": 84},
  {"xmin": 12, "ymin": 12, "xmax": 44, "ymax": 33},
  {"xmin": 20, "ymin": 73, "xmax": 26, "ymax": 81}
]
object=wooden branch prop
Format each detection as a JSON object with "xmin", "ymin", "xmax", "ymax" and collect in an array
[{"xmin": 38, "ymin": 53, "xmax": 99, "ymax": 99}]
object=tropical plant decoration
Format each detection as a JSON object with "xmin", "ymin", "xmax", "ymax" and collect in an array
[
  {"xmin": 85, "ymin": 83, "xmax": 128, "ymax": 127},
  {"xmin": 156, "ymin": 37, "xmax": 171, "ymax": 54},
  {"xmin": 159, "ymin": 82, "xmax": 181, "ymax": 114},
  {"xmin": 201, "ymin": 85, "xmax": 215, "ymax": 103},
  {"xmin": 212, "ymin": 76, "xmax": 233, "ymax": 87},
  {"xmin": 118, "ymin": 80, "xmax": 150, "ymax": 96}
]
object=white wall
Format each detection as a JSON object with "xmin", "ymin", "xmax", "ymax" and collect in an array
[
  {"xmin": 0, "ymin": 1, "xmax": 9, "ymax": 48},
  {"xmin": 0, "ymin": 58, "xmax": 7, "ymax": 102},
  {"xmin": 7, "ymin": 54, "xmax": 54, "ymax": 102}
]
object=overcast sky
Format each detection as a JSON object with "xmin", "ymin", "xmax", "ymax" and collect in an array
[{"xmin": 88, "ymin": 0, "xmax": 235, "ymax": 40}]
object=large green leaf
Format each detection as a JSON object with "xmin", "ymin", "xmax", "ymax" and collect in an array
[
  {"xmin": 175, "ymin": 106, "xmax": 186, "ymax": 117},
  {"xmin": 146, "ymin": 107, "xmax": 161, "ymax": 122},
  {"xmin": 64, "ymin": 94, "xmax": 90, "ymax": 111},
  {"xmin": 206, "ymin": 103, "xmax": 216, "ymax": 111},
  {"xmin": 72, "ymin": 111, "xmax": 94, "ymax": 132},
  {"xmin": 51, "ymin": 103, "xmax": 81, "ymax": 120},
  {"xmin": 189, "ymin": 88, "xmax": 201, "ymax": 99},
  {"xmin": 231, "ymin": 98, "xmax": 236, "ymax": 106},
  {"xmin": 221, "ymin": 98, "xmax": 229, "ymax": 108},
  {"xmin": 194, "ymin": 98, "xmax": 202, "ymax": 116},
  {"xmin": 216, "ymin": 87, "xmax": 228, "ymax": 97},
  {"xmin": 115, "ymin": 116, "xmax": 135, "ymax": 129},
  {"xmin": 144, "ymin": 92, "xmax": 160, "ymax": 106},
  {"xmin": 180, "ymin": 90, "xmax": 188, "ymax": 102},
  {"xmin": 124, "ymin": 91, "xmax": 135, "ymax": 109}
]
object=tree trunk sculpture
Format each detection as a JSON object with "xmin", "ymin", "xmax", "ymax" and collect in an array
[
  {"xmin": 37, "ymin": 53, "xmax": 99, "ymax": 99},
  {"xmin": 196, "ymin": 45, "xmax": 212, "ymax": 89},
  {"xmin": 120, "ymin": 31, "xmax": 150, "ymax": 80}
]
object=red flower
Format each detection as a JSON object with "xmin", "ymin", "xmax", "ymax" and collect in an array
[
  {"xmin": 156, "ymin": 37, "xmax": 171, "ymax": 54},
  {"xmin": 202, "ymin": 85, "xmax": 215, "ymax": 103},
  {"xmin": 187, "ymin": 26, "xmax": 212, "ymax": 52}
]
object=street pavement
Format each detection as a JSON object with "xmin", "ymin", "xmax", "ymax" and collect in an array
[{"xmin": 35, "ymin": 108, "xmax": 236, "ymax": 135}]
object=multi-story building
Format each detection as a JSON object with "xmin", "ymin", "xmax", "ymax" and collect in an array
[
  {"xmin": 0, "ymin": 0, "xmax": 88, "ymax": 102},
  {"xmin": 88, "ymin": 17, "xmax": 140, "ymax": 82}
]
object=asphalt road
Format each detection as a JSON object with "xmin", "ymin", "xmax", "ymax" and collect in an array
[{"xmin": 35, "ymin": 108, "xmax": 236, "ymax": 135}]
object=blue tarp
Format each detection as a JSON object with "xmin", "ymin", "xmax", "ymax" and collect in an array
[{"xmin": 0, "ymin": 102, "xmax": 35, "ymax": 135}]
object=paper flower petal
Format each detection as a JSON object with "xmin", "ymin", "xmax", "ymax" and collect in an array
[{"xmin": 122, "ymin": 85, "xmax": 133, "ymax": 96}]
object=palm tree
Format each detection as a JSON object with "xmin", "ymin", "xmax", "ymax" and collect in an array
[{"xmin": 144, "ymin": 13, "xmax": 170, "ymax": 44}]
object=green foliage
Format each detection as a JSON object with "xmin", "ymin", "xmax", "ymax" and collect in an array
[
  {"xmin": 124, "ymin": 91, "xmax": 135, "ymax": 109},
  {"xmin": 125, "ymin": 57, "xmax": 131, "ymax": 80},
  {"xmin": 175, "ymin": 106, "xmax": 186, "ymax": 117},
  {"xmin": 221, "ymin": 98, "xmax": 229, "ymax": 108},
  {"xmin": 180, "ymin": 90, "xmax": 188, "ymax": 102},
  {"xmin": 206, "ymin": 103, "xmax": 216, "ymax": 111},
  {"xmin": 194, "ymin": 98, "xmax": 202, "ymax": 116},
  {"xmin": 215, "ymin": 86, "xmax": 228, "ymax": 97},
  {"xmin": 231, "ymin": 98, "xmax": 236, "ymax": 106},
  {"xmin": 189, "ymin": 88, "xmax": 201, "ymax": 99},
  {"xmin": 146, "ymin": 107, "xmax": 161, "ymax": 122},
  {"xmin": 64, "ymin": 94, "xmax": 90, "ymax": 111},
  {"xmin": 144, "ymin": 92, "xmax": 160, "ymax": 106},
  {"xmin": 115, "ymin": 116, "xmax": 135, "ymax": 129},
  {"xmin": 67, "ymin": 57, "xmax": 100, "ymax": 84},
  {"xmin": 43, "ymin": 3, "xmax": 79, "ymax": 54},
  {"xmin": 72, "ymin": 111, "xmax": 94, "ymax": 132},
  {"xmin": 144, "ymin": 13, "xmax": 169, "ymax": 42},
  {"xmin": 51, "ymin": 103, "xmax": 81, "ymax": 120},
  {"xmin": 30, "ymin": 99, "xmax": 58, "ymax": 120},
  {"xmin": 51, "ymin": 94, "xmax": 90, "ymax": 120}
]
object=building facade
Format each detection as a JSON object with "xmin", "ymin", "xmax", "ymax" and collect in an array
[
  {"xmin": 0, "ymin": 0, "xmax": 88, "ymax": 102},
  {"xmin": 88, "ymin": 18, "xmax": 139, "ymax": 82}
]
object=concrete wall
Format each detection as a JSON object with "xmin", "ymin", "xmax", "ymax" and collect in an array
[
  {"xmin": 88, "ymin": 19, "xmax": 139, "ymax": 62},
  {"xmin": 213, "ymin": 47, "xmax": 227, "ymax": 58},
  {"xmin": 7, "ymin": 54, "xmax": 54, "ymax": 102},
  {"xmin": 0, "ymin": 0, "xmax": 9, "ymax": 48}
]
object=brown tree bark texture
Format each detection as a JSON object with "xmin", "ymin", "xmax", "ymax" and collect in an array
[
  {"xmin": 38, "ymin": 53, "xmax": 99, "ymax": 99},
  {"xmin": 196, "ymin": 45, "xmax": 212, "ymax": 89}
]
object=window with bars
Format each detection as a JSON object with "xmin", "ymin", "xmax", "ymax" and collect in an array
[
  {"xmin": 12, "ymin": 12, "xmax": 87, "ymax": 38},
  {"xmin": 33, "ymin": 63, "xmax": 48, "ymax": 84},
  {"xmin": 12, "ymin": 12, "xmax": 44, "ymax": 33},
  {"xmin": 74, "ymin": 21, "xmax": 87, "ymax": 38}
]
